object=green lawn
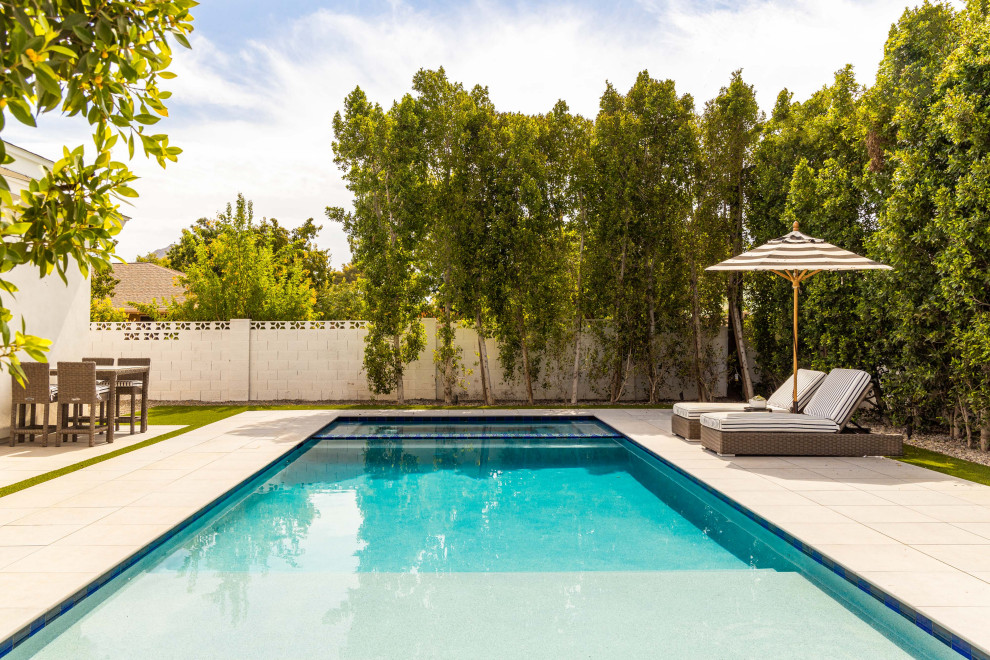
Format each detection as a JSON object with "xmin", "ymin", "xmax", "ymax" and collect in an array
[{"xmin": 896, "ymin": 444, "xmax": 990, "ymax": 488}]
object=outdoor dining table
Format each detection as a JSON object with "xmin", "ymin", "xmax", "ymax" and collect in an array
[{"xmin": 49, "ymin": 365, "xmax": 150, "ymax": 443}]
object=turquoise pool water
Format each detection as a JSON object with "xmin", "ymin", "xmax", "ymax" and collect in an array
[{"xmin": 10, "ymin": 417, "xmax": 955, "ymax": 658}]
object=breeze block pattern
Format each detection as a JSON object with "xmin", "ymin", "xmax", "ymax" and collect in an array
[{"xmin": 88, "ymin": 319, "xmax": 728, "ymax": 402}]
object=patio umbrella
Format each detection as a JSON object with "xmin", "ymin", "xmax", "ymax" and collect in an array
[{"xmin": 706, "ymin": 222, "xmax": 892, "ymax": 412}]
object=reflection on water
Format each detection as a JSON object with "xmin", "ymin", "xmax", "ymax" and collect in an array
[
  {"xmin": 160, "ymin": 481, "xmax": 318, "ymax": 623},
  {"xmin": 168, "ymin": 436, "xmax": 779, "ymax": 584}
]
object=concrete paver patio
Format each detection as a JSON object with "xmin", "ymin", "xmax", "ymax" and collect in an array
[
  {"xmin": 0, "ymin": 408, "xmax": 989, "ymax": 655},
  {"xmin": 0, "ymin": 426, "xmax": 184, "ymax": 489}
]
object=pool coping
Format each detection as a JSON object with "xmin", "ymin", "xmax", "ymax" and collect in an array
[{"xmin": 0, "ymin": 408, "xmax": 988, "ymax": 658}]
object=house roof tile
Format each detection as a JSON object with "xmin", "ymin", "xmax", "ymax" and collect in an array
[{"xmin": 110, "ymin": 262, "xmax": 186, "ymax": 311}]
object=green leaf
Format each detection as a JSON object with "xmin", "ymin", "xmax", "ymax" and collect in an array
[
  {"xmin": 23, "ymin": 346, "xmax": 49, "ymax": 362},
  {"xmin": 2, "ymin": 223, "xmax": 32, "ymax": 235},
  {"xmin": 6, "ymin": 98, "xmax": 36, "ymax": 127},
  {"xmin": 47, "ymin": 45, "xmax": 78, "ymax": 59},
  {"xmin": 71, "ymin": 25, "xmax": 94, "ymax": 44}
]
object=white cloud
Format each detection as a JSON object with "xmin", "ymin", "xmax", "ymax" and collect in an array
[{"xmin": 6, "ymin": 0, "xmax": 956, "ymax": 265}]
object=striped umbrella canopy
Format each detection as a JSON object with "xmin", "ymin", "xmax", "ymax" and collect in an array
[{"xmin": 706, "ymin": 222, "xmax": 892, "ymax": 412}]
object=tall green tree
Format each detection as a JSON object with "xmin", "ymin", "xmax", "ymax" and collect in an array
[
  {"xmin": 255, "ymin": 217, "xmax": 332, "ymax": 290},
  {"xmin": 411, "ymin": 68, "xmax": 474, "ymax": 403},
  {"xmin": 0, "ymin": 0, "xmax": 194, "ymax": 379},
  {"xmin": 173, "ymin": 195, "xmax": 316, "ymax": 321},
  {"xmin": 331, "ymin": 88, "xmax": 426, "ymax": 403},
  {"xmin": 586, "ymin": 72, "xmax": 697, "ymax": 403},
  {"xmin": 315, "ymin": 263, "xmax": 367, "ymax": 321},
  {"xmin": 445, "ymin": 83, "xmax": 503, "ymax": 404},
  {"xmin": 560, "ymin": 111, "xmax": 595, "ymax": 404},
  {"xmin": 930, "ymin": 3, "xmax": 990, "ymax": 446},
  {"xmin": 163, "ymin": 216, "xmax": 221, "ymax": 271},
  {"xmin": 866, "ymin": 1, "xmax": 962, "ymax": 436},
  {"xmin": 689, "ymin": 108, "xmax": 733, "ymax": 401},
  {"xmin": 488, "ymin": 110, "xmax": 574, "ymax": 404},
  {"xmin": 90, "ymin": 264, "xmax": 127, "ymax": 321},
  {"xmin": 700, "ymin": 70, "xmax": 761, "ymax": 400}
]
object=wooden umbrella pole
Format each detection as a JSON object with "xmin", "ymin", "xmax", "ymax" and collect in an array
[
  {"xmin": 771, "ymin": 268, "xmax": 803, "ymax": 412},
  {"xmin": 792, "ymin": 273, "xmax": 800, "ymax": 413}
]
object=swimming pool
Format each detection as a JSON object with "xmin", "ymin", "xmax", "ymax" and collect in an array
[{"xmin": 8, "ymin": 416, "xmax": 957, "ymax": 658}]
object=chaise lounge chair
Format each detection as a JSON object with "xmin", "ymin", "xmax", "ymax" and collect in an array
[
  {"xmin": 698, "ymin": 368, "xmax": 902, "ymax": 456},
  {"xmin": 671, "ymin": 369, "xmax": 826, "ymax": 440}
]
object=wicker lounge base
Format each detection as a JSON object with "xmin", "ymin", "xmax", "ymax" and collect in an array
[
  {"xmin": 700, "ymin": 426, "xmax": 903, "ymax": 457},
  {"xmin": 671, "ymin": 414, "xmax": 700, "ymax": 440}
]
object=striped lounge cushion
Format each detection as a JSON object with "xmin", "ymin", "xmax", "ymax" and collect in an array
[
  {"xmin": 766, "ymin": 369, "xmax": 827, "ymax": 411},
  {"xmin": 673, "ymin": 369, "xmax": 825, "ymax": 419},
  {"xmin": 700, "ymin": 412, "xmax": 840, "ymax": 433},
  {"xmin": 802, "ymin": 369, "xmax": 872, "ymax": 426},
  {"xmin": 672, "ymin": 402, "xmax": 751, "ymax": 419}
]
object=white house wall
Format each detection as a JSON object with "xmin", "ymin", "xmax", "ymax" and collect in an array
[{"xmin": 2, "ymin": 144, "xmax": 91, "ymax": 437}]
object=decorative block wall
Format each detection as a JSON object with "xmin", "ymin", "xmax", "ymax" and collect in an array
[{"xmin": 88, "ymin": 319, "xmax": 727, "ymax": 402}]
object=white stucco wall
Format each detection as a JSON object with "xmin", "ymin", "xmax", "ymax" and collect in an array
[{"xmin": 2, "ymin": 144, "xmax": 92, "ymax": 437}]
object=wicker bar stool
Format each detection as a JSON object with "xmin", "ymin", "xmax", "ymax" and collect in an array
[
  {"xmin": 55, "ymin": 362, "xmax": 110, "ymax": 447},
  {"xmin": 9, "ymin": 362, "xmax": 57, "ymax": 447},
  {"xmin": 115, "ymin": 357, "xmax": 150, "ymax": 434},
  {"xmin": 79, "ymin": 358, "xmax": 114, "ymax": 421}
]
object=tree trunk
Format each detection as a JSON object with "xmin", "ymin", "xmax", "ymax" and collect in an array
[
  {"xmin": 478, "ymin": 350, "xmax": 489, "ymax": 405},
  {"xmin": 611, "ymin": 348, "xmax": 624, "ymax": 402},
  {"xmin": 727, "ymin": 151, "xmax": 754, "ymax": 401},
  {"xmin": 570, "ymin": 227, "xmax": 585, "ymax": 405},
  {"xmin": 570, "ymin": 318, "xmax": 582, "ymax": 405},
  {"xmin": 393, "ymin": 334, "xmax": 404, "ymax": 404},
  {"xmin": 476, "ymin": 310, "xmax": 495, "ymax": 405},
  {"xmin": 690, "ymin": 259, "xmax": 707, "ymax": 401},
  {"xmin": 647, "ymin": 265, "xmax": 658, "ymax": 405},
  {"xmin": 612, "ymin": 349, "xmax": 632, "ymax": 403},
  {"xmin": 962, "ymin": 403, "xmax": 973, "ymax": 449},
  {"xmin": 441, "ymin": 310, "xmax": 453, "ymax": 404},
  {"xmin": 611, "ymin": 214, "xmax": 630, "ymax": 403},
  {"xmin": 981, "ymin": 417, "xmax": 989, "ymax": 453},
  {"xmin": 440, "ymin": 271, "xmax": 454, "ymax": 404},
  {"xmin": 906, "ymin": 406, "xmax": 917, "ymax": 440},
  {"xmin": 729, "ymin": 294, "xmax": 754, "ymax": 400},
  {"xmin": 519, "ymin": 312, "xmax": 534, "ymax": 405}
]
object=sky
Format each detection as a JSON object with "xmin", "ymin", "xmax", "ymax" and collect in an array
[{"xmin": 5, "ymin": 0, "xmax": 946, "ymax": 266}]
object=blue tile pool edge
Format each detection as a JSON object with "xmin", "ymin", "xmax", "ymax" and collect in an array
[
  {"xmin": 613, "ymin": 430, "xmax": 987, "ymax": 660},
  {"xmin": 0, "ymin": 412, "xmax": 984, "ymax": 659}
]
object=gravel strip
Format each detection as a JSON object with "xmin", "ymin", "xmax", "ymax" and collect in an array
[{"xmin": 872, "ymin": 423, "xmax": 990, "ymax": 468}]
